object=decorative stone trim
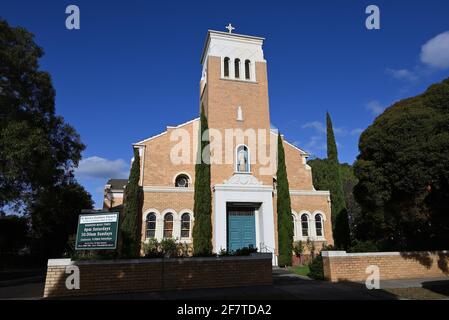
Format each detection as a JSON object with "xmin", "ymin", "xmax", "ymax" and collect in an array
[{"xmin": 143, "ymin": 186, "xmax": 194, "ymax": 193}]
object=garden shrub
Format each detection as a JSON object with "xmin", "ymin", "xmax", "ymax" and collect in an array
[
  {"xmin": 307, "ymin": 244, "xmax": 334, "ymax": 280},
  {"xmin": 293, "ymin": 241, "xmax": 304, "ymax": 257},
  {"xmin": 348, "ymin": 240, "xmax": 379, "ymax": 253}
]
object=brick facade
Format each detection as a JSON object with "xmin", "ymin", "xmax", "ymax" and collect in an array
[
  {"xmin": 322, "ymin": 250, "xmax": 449, "ymax": 282},
  {"xmin": 43, "ymin": 253, "xmax": 272, "ymax": 298},
  {"xmin": 106, "ymin": 30, "xmax": 334, "ymax": 261}
]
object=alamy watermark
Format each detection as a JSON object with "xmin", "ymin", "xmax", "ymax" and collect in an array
[
  {"xmin": 365, "ymin": 265, "xmax": 380, "ymax": 289},
  {"xmin": 65, "ymin": 265, "xmax": 80, "ymax": 290},
  {"xmin": 64, "ymin": 4, "xmax": 381, "ymax": 31},
  {"xmin": 168, "ymin": 127, "xmax": 278, "ymax": 176},
  {"xmin": 65, "ymin": 5, "xmax": 80, "ymax": 30}
]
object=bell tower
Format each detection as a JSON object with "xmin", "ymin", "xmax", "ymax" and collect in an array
[{"xmin": 199, "ymin": 26, "xmax": 273, "ymax": 185}]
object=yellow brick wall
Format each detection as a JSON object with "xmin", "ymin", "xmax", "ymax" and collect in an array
[
  {"xmin": 323, "ymin": 251, "xmax": 449, "ymax": 282},
  {"xmin": 43, "ymin": 255, "xmax": 272, "ymax": 298}
]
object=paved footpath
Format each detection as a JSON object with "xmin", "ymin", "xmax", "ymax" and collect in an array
[
  {"xmin": 1, "ymin": 268, "xmax": 447, "ymax": 300},
  {"xmin": 0, "ymin": 269, "xmax": 45, "ymax": 300}
]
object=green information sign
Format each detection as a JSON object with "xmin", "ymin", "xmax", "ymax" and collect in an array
[{"xmin": 75, "ymin": 212, "xmax": 119, "ymax": 250}]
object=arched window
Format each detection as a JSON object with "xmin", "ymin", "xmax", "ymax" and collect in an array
[
  {"xmin": 224, "ymin": 57, "xmax": 230, "ymax": 77},
  {"xmin": 292, "ymin": 215, "xmax": 296, "ymax": 239},
  {"xmin": 273, "ymin": 178, "xmax": 277, "ymax": 190},
  {"xmin": 301, "ymin": 214, "xmax": 309, "ymax": 237},
  {"xmin": 245, "ymin": 60, "xmax": 251, "ymax": 80},
  {"xmin": 315, "ymin": 214, "xmax": 323, "ymax": 237},
  {"xmin": 146, "ymin": 213, "xmax": 156, "ymax": 239},
  {"xmin": 180, "ymin": 213, "xmax": 191, "ymax": 238},
  {"xmin": 234, "ymin": 58, "xmax": 240, "ymax": 78},
  {"xmin": 175, "ymin": 174, "xmax": 190, "ymax": 187},
  {"xmin": 163, "ymin": 213, "xmax": 173, "ymax": 238},
  {"xmin": 236, "ymin": 145, "xmax": 249, "ymax": 172}
]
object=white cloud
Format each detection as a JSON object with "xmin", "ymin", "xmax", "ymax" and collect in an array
[
  {"xmin": 365, "ymin": 100, "xmax": 385, "ymax": 115},
  {"xmin": 385, "ymin": 68, "xmax": 417, "ymax": 82},
  {"xmin": 302, "ymin": 121, "xmax": 348, "ymax": 136},
  {"xmin": 75, "ymin": 156, "xmax": 129, "ymax": 180},
  {"xmin": 350, "ymin": 128, "xmax": 364, "ymax": 136},
  {"xmin": 301, "ymin": 121, "xmax": 326, "ymax": 134},
  {"xmin": 333, "ymin": 127, "xmax": 348, "ymax": 136},
  {"xmin": 420, "ymin": 31, "xmax": 449, "ymax": 69},
  {"xmin": 306, "ymin": 135, "xmax": 326, "ymax": 151}
]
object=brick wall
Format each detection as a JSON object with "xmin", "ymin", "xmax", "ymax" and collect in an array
[
  {"xmin": 322, "ymin": 250, "xmax": 449, "ymax": 282},
  {"xmin": 43, "ymin": 253, "xmax": 272, "ymax": 298}
]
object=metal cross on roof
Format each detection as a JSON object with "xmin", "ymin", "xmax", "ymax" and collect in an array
[{"xmin": 225, "ymin": 23, "xmax": 235, "ymax": 34}]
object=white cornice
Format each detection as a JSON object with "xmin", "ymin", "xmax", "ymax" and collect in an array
[
  {"xmin": 274, "ymin": 190, "xmax": 330, "ymax": 196},
  {"xmin": 143, "ymin": 186, "xmax": 194, "ymax": 193},
  {"xmin": 214, "ymin": 185, "xmax": 273, "ymax": 193},
  {"xmin": 201, "ymin": 30, "xmax": 265, "ymax": 65},
  {"xmin": 133, "ymin": 117, "xmax": 199, "ymax": 145}
]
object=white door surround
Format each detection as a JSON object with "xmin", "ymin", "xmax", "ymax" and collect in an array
[{"xmin": 213, "ymin": 173, "xmax": 277, "ymax": 265}]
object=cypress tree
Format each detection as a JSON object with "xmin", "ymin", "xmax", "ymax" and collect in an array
[
  {"xmin": 276, "ymin": 133, "xmax": 294, "ymax": 266},
  {"xmin": 192, "ymin": 105, "xmax": 213, "ymax": 255},
  {"xmin": 326, "ymin": 112, "xmax": 351, "ymax": 249},
  {"xmin": 120, "ymin": 147, "xmax": 143, "ymax": 258}
]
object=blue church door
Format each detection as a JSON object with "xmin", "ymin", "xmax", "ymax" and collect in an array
[{"xmin": 227, "ymin": 209, "xmax": 256, "ymax": 252}]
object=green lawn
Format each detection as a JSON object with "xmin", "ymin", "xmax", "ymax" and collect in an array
[{"xmin": 288, "ymin": 265, "xmax": 310, "ymax": 277}]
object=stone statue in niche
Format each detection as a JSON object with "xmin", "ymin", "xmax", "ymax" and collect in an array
[{"xmin": 237, "ymin": 147, "xmax": 248, "ymax": 172}]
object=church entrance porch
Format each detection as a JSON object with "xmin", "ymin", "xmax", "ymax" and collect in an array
[
  {"xmin": 227, "ymin": 205, "xmax": 257, "ymax": 251},
  {"xmin": 213, "ymin": 173, "xmax": 277, "ymax": 265}
]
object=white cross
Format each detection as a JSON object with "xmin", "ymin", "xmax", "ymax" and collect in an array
[{"xmin": 225, "ymin": 23, "xmax": 235, "ymax": 34}]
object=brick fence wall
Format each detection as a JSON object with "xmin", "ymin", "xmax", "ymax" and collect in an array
[
  {"xmin": 43, "ymin": 253, "xmax": 272, "ymax": 298},
  {"xmin": 322, "ymin": 250, "xmax": 449, "ymax": 282}
]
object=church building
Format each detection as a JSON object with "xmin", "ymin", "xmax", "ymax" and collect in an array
[{"xmin": 104, "ymin": 27, "xmax": 333, "ymax": 265}]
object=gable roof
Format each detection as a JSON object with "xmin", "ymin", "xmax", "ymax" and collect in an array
[
  {"xmin": 106, "ymin": 179, "xmax": 128, "ymax": 190},
  {"xmin": 270, "ymin": 129, "xmax": 309, "ymax": 156},
  {"xmin": 132, "ymin": 118, "xmax": 308, "ymax": 156},
  {"xmin": 133, "ymin": 117, "xmax": 200, "ymax": 145}
]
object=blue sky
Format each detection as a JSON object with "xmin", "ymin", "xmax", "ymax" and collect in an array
[{"xmin": 1, "ymin": 0, "xmax": 449, "ymax": 208}]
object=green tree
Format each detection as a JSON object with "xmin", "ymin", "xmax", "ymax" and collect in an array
[
  {"xmin": 0, "ymin": 19, "xmax": 85, "ymax": 213},
  {"xmin": 339, "ymin": 163, "xmax": 361, "ymax": 230},
  {"xmin": 354, "ymin": 78, "xmax": 449, "ymax": 251},
  {"xmin": 192, "ymin": 105, "xmax": 213, "ymax": 255},
  {"xmin": 326, "ymin": 113, "xmax": 350, "ymax": 249},
  {"xmin": 120, "ymin": 148, "xmax": 143, "ymax": 258},
  {"xmin": 30, "ymin": 182, "xmax": 93, "ymax": 260},
  {"xmin": 276, "ymin": 133, "xmax": 294, "ymax": 266},
  {"xmin": 307, "ymin": 114, "xmax": 351, "ymax": 249},
  {"xmin": 308, "ymin": 160, "xmax": 360, "ymax": 239},
  {"xmin": 0, "ymin": 215, "xmax": 29, "ymax": 255},
  {"xmin": 0, "ymin": 19, "xmax": 93, "ymax": 261}
]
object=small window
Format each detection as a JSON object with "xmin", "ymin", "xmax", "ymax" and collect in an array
[
  {"xmin": 163, "ymin": 213, "xmax": 173, "ymax": 238},
  {"xmin": 301, "ymin": 214, "xmax": 309, "ymax": 237},
  {"xmin": 181, "ymin": 213, "xmax": 190, "ymax": 238},
  {"xmin": 175, "ymin": 174, "xmax": 189, "ymax": 187},
  {"xmin": 245, "ymin": 60, "xmax": 251, "ymax": 80},
  {"xmin": 224, "ymin": 57, "xmax": 230, "ymax": 77},
  {"xmin": 236, "ymin": 145, "xmax": 249, "ymax": 172},
  {"xmin": 234, "ymin": 58, "xmax": 240, "ymax": 78},
  {"xmin": 273, "ymin": 178, "xmax": 277, "ymax": 190},
  {"xmin": 146, "ymin": 213, "xmax": 156, "ymax": 239},
  {"xmin": 315, "ymin": 214, "xmax": 323, "ymax": 237}
]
